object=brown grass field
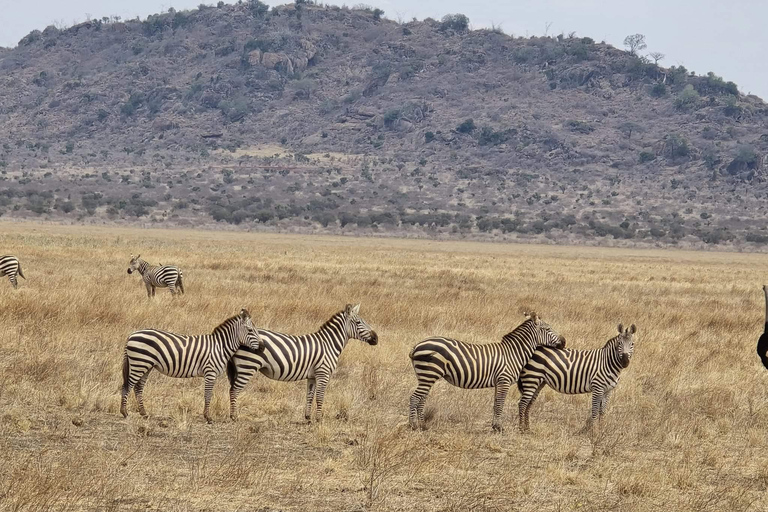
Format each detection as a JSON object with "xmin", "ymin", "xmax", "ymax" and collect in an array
[{"xmin": 1, "ymin": 222, "xmax": 767, "ymax": 512}]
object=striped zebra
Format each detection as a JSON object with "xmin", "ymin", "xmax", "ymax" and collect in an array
[
  {"xmin": 121, "ymin": 309, "xmax": 262, "ymax": 423},
  {"xmin": 517, "ymin": 324, "xmax": 637, "ymax": 432},
  {"xmin": 0, "ymin": 255, "xmax": 26, "ymax": 289},
  {"xmin": 408, "ymin": 312, "xmax": 566, "ymax": 432},
  {"xmin": 127, "ymin": 254, "xmax": 185, "ymax": 297},
  {"xmin": 226, "ymin": 304, "xmax": 378, "ymax": 422}
]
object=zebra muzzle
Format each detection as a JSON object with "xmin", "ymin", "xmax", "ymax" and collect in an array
[
  {"xmin": 367, "ymin": 331, "xmax": 379, "ymax": 346},
  {"xmin": 127, "ymin": 269, "xmax": 133, "ymax": 274},
  {"xmin": 620, "ymin": 354, "xmax": 631, "ymax": 368}
]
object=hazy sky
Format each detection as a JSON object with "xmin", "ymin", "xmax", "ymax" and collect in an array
[{"xmin": 1, "ymin": 0, "xmax": 765, "ymax": 100}]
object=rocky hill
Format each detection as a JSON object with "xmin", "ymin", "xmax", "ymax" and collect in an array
[{"xmin": 1, "ymin": 1, "xmax": 768, "ymax": 248}]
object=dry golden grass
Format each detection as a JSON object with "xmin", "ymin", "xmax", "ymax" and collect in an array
[{"xmin": 1, "ymin": 222, "xmax": 767, "ymax": 511}]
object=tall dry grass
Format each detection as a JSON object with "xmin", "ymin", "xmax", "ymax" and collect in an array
[{"xmin": 0, "ymin": 222, "xmax": 767, "ymax": 511}]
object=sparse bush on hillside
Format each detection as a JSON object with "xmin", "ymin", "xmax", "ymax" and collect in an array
[
  {"xmin": 439, "ymin": 14, "xmax": 469, "ymax": 33},
  {"xmin": 727, "ymin": 145, "xmax": 759, "ymax": 174},
  {"xmin": 477, "ymin": 126, "xmax": 510, "ymax": 146},
  {"xmin": 565, "ymin": 120, "xmax": 594, "ymax": 134},
  {"xmin": 674, "ymin": 85, "xmax": 700, "ymax": 111},
  {"xmin": 662, "ymin": 133, "xmax": 690, "ymax": 159},
  {"xmin": 623, "ymin": 34, "xmax": 646, "ymax": 55},
  {"xmin": 639, "ymin": 151, "xmax": 656, "ymax": 163},
  {"xmin": 701, "ymin": 72, "xmax": 738, "ymax": 96},
  {"xmin": 456, "ymin": 119, "xmax": 476, "ymax": 134},
  {"xmin": 650, "ymin": 82, "xmax": 667, "ymax": 98}
]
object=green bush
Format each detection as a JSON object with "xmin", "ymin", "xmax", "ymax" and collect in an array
[
  {"xmin": 565, "ymin": 120, "xmax": 594, "ymax": 134},
  {"xmin": 639, "ymin": 151, "xmax": 656, "ymax": 163},
  {"xmin": 440, "ymin": 14, "xmax": 469, "ymax": 33},
  {"xmin": 664, "ymin": 133, "xmax": 690, "ymax": 159},
  {"xmin": 674, "ymin": 84, "xmax": 700, "ymax": 110},
  {"xmin": 456, "ymin": 119, "xmax": 476, "ymax": 134},
  {"xmin": 424, "ymin": 131, "xmax": 435, "ymax": 143},
  {"xmin": 650, "ymin": 83, "xmax": 667, "ymax": 98}
]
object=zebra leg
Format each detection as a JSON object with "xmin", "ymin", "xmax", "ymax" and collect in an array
[
  {"xmin": 121, "ymin": 357, "xmax": 137, "ymax": 418},
  {"xmin": 518, "ymin": 380, "xmax": 545, "ymax": 433},
  {"xmin": 313, "ymin": 372, "xmax": 331, "ymax": 422},
  {"xmin": 9, "ymin": 275, "xmax": 18, "ymax": 289},
  {"xmin": 151, "ymin": 286, "xmax": 156, "ymax": 297},
  {"xmin": 227, "ymin": 359, "xmax": 261, "ymax": 421},
  {"xmin": 145, "ymin": 283, "xmax": 152, "ymax": 298},
  {"xmin": 587, "ymin": 387, "xmax": 604, "ymax": 431},
  {"xmin": 409, "ymin": 375, "xmax": 438, "ymax": 430},
  {"xmin": 304, "ymin": 378, "xmax": 316, "ymax": 421},
  {"xmin": 203, "ymin": 372, "xmax": 216, "ymax": 424},
  {"xmin": 133, "ymin": 369, "xmax": 152, "ymax": 418},
  {"xmin": 492, "ymin": 378, "xmax": 512, "ymax": 432},
  {"xmin": 168, "ymin": 284, "xmax": 177, "ymax": 296}
]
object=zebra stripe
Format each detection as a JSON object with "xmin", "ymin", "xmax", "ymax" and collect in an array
[
  {"xmin": 226, "ymin": 304, "xmax": 378, "ymax": 422},
  {"xmin": 517, "ymin": 324, "xmax": 637, "ymax": 432},
  {"xmin": 758, "ymin": 286, "xmax": 768, "ymax": 370},
  {"xmin": 0, "ymin": 255, "xmax": 25, "ymax": 289},
  {"xmin": 408, "ymin": 312, "xmax": 566, "ymax": 431},
  {"xmin": 120, "ymin": 309, "xmax": 262, "ymax": 423},
  {"xmin": 127, "ymin": 254, "xmax": 184, "ymax": 297}
]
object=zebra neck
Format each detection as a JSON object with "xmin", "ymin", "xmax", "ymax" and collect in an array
[
  {"xmin": 137, "ymin": 260, "xmax": 150, "ymax": 274},
  {"xmin": 500, "ymin": 326, "xmax": 538, "ymax": 356},
  {"xmin": 317, "ymin": 321, "xmax": 348, "ymax": 354}
]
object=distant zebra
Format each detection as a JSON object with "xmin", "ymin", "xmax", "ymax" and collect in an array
[
  {"xmin": 127, "ymin": 254, "xmax": 185, "ymax": 297},
  {"xmin": 408, "ymin": 312, "xmax": 566, "ymax": 431},
  {"xmin": 121, "ymin": 309, "xmax": 262, "ymax": 423},
  {"xmin": 226, "ymin": 304, "xmax": 378, "ymax": 422},
  {"xmin": 517, "ymin": 324, "xmax": 637, "ymax": 432},
  {"xmin": 0, "ymin": 255, "xmax": 25, "ymax": 289}
]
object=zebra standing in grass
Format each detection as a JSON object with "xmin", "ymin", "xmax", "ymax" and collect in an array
[
  {"xmin": 127, "ymin": 254, "xmax": 185, "ymax": 297},
  {"xmin": 408, "ymin": 312, "xmax": 566, "ymax": 432},
  {"xmin": 517, "ymin": 324, "xmax": 637, "ymax": 432},
  {"xmin": 121, "ymin": 309, "xmax": 262, "ymax": 423},
  {"xmin": 0, "ymin": 255, "xmax": 25, "ymax": 289},
  {"xmin": 226, "ymin": 304, "xmax": 378, "ymax": 422}
]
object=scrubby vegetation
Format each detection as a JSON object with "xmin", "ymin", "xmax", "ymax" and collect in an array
[{"xmin": 1, "ymin": 1, "xmax": 767, "ymax": 248}]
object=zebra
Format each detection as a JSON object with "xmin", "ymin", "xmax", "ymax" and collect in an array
[
  {"xmin": 226, "ymin": 303, "xmax": 378, "ymax": 422},
  {"xmin": 758, "ymin": 285, "xmax": 768, "ymax": 370},
  {"xmin": 0, "ymin": 255, "xmax": 26, "ymax": 289},
  {"xmin": 127, "ymin": 254, "xmax": 185, "ymax": 297},
  {"xmin": 120, "ymin": 309, "xmax": 262, "ymax": 423},
  {"xmin": 517, "ymin": 323, "xmax": 637, "ymax": 433},
  {"xmin": 408, "ymin": 312, "xmax": 566, "ymax": 432}
]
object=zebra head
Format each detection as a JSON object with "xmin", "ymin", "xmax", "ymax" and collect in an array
[
  {"xmin": 524, "ymin": 311, "xmax": 566, "ymax": 348},
  {"xmin": 237, "ymin": 309, "xmax": 262, "ymax": 351},
  {"xmin": 615, "ymin": 323, "xmax": 636, "ymax": 368},
  {"xmin": 127, "ymin": 254, "xmax": 141, "ymax": 275},
  {"xmin": 343, "ymin": 303, "xmax": 378, "ymax": 346}
]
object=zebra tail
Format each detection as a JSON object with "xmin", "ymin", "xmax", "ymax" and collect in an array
[
  {"xmin": 177, "ymin": 272, "xmax": 184, "ymax": 294},
  {"xmin": 121, "ymin": 352, "xmax": 130, "ymax": 392},
  {"xmin": 17, "ymin": 264, "xmax": 25, "ymax": 279},
  {"xmin": 226, "ymin": 358, "xmax": 238, "ymax": 388},
  {"xmin": 516, "ymin": 379, "xmax": 524, "ymax": 395}
]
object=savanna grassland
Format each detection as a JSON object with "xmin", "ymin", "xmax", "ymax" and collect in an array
[{"xmin": 0, "ymin": 222, "xmax": 767, "ymax": 512}]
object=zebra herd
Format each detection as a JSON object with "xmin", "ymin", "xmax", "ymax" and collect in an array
[{"xmin": 3, "ymin": 252, "xmax": 641, "ymax": 432}]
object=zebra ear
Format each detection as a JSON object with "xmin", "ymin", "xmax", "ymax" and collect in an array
[
  {"xmin": 240, "ymin": 308, "xmax": 250, "ymax": 319},
  {"xmin": 137, "ymin": 254, "xmax": 141, "ymax": 259},
  {"xmin": 618, "ymin": 324, "xmax": 624, "ymax": 334},
  {"xmin": 526, "ymin": 311, "xmax": 539, "ymax": 324},
  {"xmin": 629, "ymin": 324, "xmax": 637, "ymax": 335},
  {"xmin": 352, "ymin": 303, "xmax": 360, "ymax": 315}
]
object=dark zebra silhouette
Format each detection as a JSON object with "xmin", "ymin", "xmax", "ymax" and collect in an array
[
  {"xmin": 517, "ymin": 324, "xmax": 637, "ymax": 432},
  {"xmin": 226, "ymin": 304, "xmax": 378, "ymax": 422},
  {"xmin": 408, "ymin": 312, "xmax": 566, "ymax": 431},
  {"xmin": 127, "ymin": 254, "xmax": 184, "ymax": 297},
  {"xmin": 0, "ymin": 255, "xmax": 25, "ymax": 289},
  {"xmin": 121, "ymin": 309, "xmax": 262, "ymax": 423},
  {"xmin": 759, "ymin": 286, "xmax": 768, "ymax": 370}
]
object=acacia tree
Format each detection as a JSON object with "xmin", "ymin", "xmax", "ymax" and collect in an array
[
  {"xmin": 623, "ymin": 34, "xmax": 647, "ymax": 55},
  {"xmin": 649, "ymin": 52, "xmax": 665, "ymax": 64}
]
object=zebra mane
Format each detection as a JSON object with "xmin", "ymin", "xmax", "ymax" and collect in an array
[
  {"xmin": 318, "ymin": 310, "xmax": 346, "ymax": 332},
  {"xmin": 501, "ymin": 317, "xmax": 536, "ymax": 342},
  {"xmin": 602, "ymin": 334, "xmax": 623, "ymax": 350},
  {"xmin": 212, "ymin": 314, "xmax": 242, "ymax": 335}
]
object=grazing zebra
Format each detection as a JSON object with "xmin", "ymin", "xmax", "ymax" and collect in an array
[
  {"xmin": 127, "ymin": 254, "xmax": 185, "ymax": 297},
  {"xmin": 121, "ymin": 309, "xmax": 262, "ymax": 423},
  {"xmin": 0, "ymin": 255, "xmax": 25, "ymax": 289},
  {"xmin": 758, "ymin": 286, "xmax": 768, "ymax": 370},
  {"xmin": 517, "ymin": 324, "xmax": 637, "ymax": 432},
  {"xmin": 408, "ymin": 312, "xmax": 566, "ymax": 432},
  {"xmin": 226, "ymin": 304, "xmax": 378, "ymax": 422}
]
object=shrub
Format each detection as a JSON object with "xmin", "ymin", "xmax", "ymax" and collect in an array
[
  {"xmin": 674, "ymin": 84, "xmax": 700, "ymax": 110},
  {"xmin": 477, "ymin": 126, "xmax": 509, "ymax": 146},
  {"xmin": 565, "ymin": 120, "xmax": 594, "ymax": 134},
  {"xmin": 727, "ymin": 145, "xmax": 759, "ymax": 174},
  {"xmin": 663, "ymin": 133, "xmax": 690, "ymax": 159},
  {"xmin": 703, "ymin": 72, "xmax": 738, "ymax": 96},
  {"xmin": 650, "ymin": 83, "xmax": 667, "ymax": 98},
  {"xmin": 440, "ymin": 14, "xmax": 469, "ymax": 33},
  {"xmin": 639, "ymin": 151, "xmax": 656, "ymax": 163},
  {"xmin": 424, "ymin": 131, "xmax": 435, "ymax": 143},
  {"xmin": 372, "ymin": 8, "xmax": 384, "ymax": 20},
  {"xmin": 456, "ymin": 119, "xmax": 476, "ymax": 134}
]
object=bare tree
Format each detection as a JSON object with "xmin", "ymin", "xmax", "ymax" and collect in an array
[
  {"xmin": 649, "ymin": 52, "xmax": 665, "ymax": 65},
  {"xmin": 623, "ymin": 34, "xmax": 647, "ymax": 55}
]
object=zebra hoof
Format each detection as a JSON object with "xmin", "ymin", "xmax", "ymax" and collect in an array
[
  {"xmin": 230, "ymin": 415, "xmax": 238, "ymax": 422},
  {"xmin": 492, "ymin": 424, "xmax": 504, "ymax": 433}
]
